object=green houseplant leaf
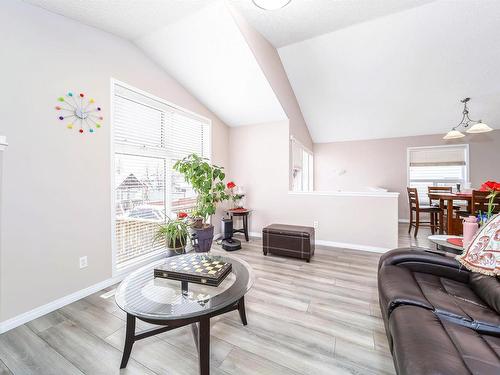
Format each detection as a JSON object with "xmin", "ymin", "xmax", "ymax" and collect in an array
[
  {"xmin": 173, "ymin": 154, "xmax": 229, "ymax": 223},
  {"xmin": 154, "ymin": 217, "xmax": 190, "ymax": 250}
]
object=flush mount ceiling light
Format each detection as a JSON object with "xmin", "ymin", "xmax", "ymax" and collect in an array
[
  {"xmin": 252, "ymin": 0, "xmax": 291, "ymax": 11},
  {"xmin": 443, "ymin": 97, "xmax": 493, "ymax": 140}
]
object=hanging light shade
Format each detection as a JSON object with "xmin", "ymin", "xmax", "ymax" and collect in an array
[
  {"xmin": 252, "ymin": 0, "xmax": 291, "ymax": 10},
  {"xmin": 443, "ymin": 98, "xmax": 493, "ymax": 139},
  {"xmin": 465, "ymin": 121, "xmax": 493, "ymax": 134},
  {"xmin": 443, "ymin": 129, "xmax": 465, "ymax": 140}
]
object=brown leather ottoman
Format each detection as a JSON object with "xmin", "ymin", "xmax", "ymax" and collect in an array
[{"xmin": 262, "ymin": 224, "xmax": 315, "ymax": 262}]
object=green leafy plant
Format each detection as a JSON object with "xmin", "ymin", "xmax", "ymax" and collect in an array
[
  {"xmin": 154, "ymin": 214, "xmax": 190, "ymax": 250},
  {"xmin": 173, "ymin": 154, "xmax": 229, "ymax": 222}
]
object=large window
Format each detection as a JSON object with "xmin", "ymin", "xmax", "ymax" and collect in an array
[
  {"xmin": 291, "ymin": 137, "xmax": 313, "ymax": 192},
  {"xmin": 407, "ymin": 144, "xmax": 469, "ymax": 204},
  {"xmin": 113, "ymin": 81, "xmax": 210, "ymax": 270}
]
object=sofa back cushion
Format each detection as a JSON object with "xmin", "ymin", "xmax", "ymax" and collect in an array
[{"xmin": 469, "ymin": 273, "xmax": 500, "ymax": 315}]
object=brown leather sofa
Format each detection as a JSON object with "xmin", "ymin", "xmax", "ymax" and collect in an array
[{"xmin": 378, "ymin": 248, "xmax": 500, "ymax": 375}]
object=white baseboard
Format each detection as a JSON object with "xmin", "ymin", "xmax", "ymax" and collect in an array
[
  {"xmin": 398, "ymin": 219, "xmax": 410, "ymax": 223},
  {"xmin": 247, "ymin": 232, "xmax": 390, "ymax": 253},
  {"xmin": 0, "ymin": 275, "xmax": 124, "ymax": 334},
  {"xmin": 314, "ymin": 240, "xmax": 390, "ymax": 253}
]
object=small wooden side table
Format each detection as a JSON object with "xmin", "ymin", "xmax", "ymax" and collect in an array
[{"xmin": 225, "ymin": 208, "xmax": 251, "ymax": 242}]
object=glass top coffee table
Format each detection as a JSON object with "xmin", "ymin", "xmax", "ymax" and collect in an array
[
  {"xmin": 428, "ymin": 235, "xmax": 464, "ymax": 254},
  {"xmin": 115, "ymin": 254, "xmax": 253, "ymax": 375}
]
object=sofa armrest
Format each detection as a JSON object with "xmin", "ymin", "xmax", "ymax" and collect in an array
[{"xmin": 379, "ymin": 248, "xmax": 470, "ymax": 283}]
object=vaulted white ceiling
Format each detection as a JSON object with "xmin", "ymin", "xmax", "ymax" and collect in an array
[
  {"xmin": 232, "ymin": 0, "xmax": 434, "ymax": 47},
  {"xmin": 136, "ymin": 1, "xmax": 286, "ymax": 126},
  {"xmin": 23, "ymin": 0, "xmax": 287, "ymax": 127},
  {"xmin": 21, "ymin": 0, "xmax": 500, "ymax": 142},
  {"xmin": 279, "ymin": 0, "xmax": 500, "ymax": 142},
  {"xmin": 22, "ymin": 0, "xmax": 214, "ymax": 40}
]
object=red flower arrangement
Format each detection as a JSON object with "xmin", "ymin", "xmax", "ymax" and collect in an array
[
  {"xmin": 480, "ymin": 181, "xmax": 500, "ymax": 192},
  {"xmin": 177, "ymin": 211, "xmax": 188, "ymax": 219},
  {"xmin": 480, "ymin": 181, "xmax": 500, "ymax": 219},
  {"xmin": 227, "ymin": 181, "xmax": 236, "ymax": 189}
]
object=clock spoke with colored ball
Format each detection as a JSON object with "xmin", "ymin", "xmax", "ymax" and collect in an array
[{"xmin": 55, "ymin": 91, "xmax": 103, "ymax": 134}]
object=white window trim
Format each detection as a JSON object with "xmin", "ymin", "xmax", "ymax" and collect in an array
[
  {"xmin": 406, "ymin": 143, "xmax": 470, "ymax": 187},
  {"xmin": 290, "ymin": 135, "xmax": 314, "ymax": 192},
  {"xmin": 110, "ymin": 78, "xmax": 212, "ymax": 277}
]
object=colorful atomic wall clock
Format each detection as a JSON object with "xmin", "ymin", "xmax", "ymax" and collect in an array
[{"xmin": 55, "ymin": 92, "xmax": 103, "ymax": 134}]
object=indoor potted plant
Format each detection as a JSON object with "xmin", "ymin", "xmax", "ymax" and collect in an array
[
  {"xmin": 154, "ymin": 212, "xmax": 190, "ymax": 254},
  {"xmin": 173, "ymin": 154, "xmax": 229, "ymax": 252}
]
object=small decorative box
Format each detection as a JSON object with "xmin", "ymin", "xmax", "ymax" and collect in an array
[{"xmin": 154, "ymin": 254, "xmax": 232, "ymax": 287}]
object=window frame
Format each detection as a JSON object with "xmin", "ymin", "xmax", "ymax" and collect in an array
[
  {"xmin": 406, "ymin": 144, "xmax": 470, "ymax": 202},
  {"xmin": 110, "ymin": 78, "xmax": 212, "ymax": 277},
  {"xmin": 290, "ymin": 136, "xmax": 314, "ymax": 192}
]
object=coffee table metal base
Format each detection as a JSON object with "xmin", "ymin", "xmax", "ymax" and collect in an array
[{"xmin": 120, "ymin": 296, "xmax": 248, "ymax": 375}]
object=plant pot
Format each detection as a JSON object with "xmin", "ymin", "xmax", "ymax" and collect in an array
[
  {"xmin": 166, "ymin": 237, "xmax": 187, "ymax": 254},
  {"xmin": 191, "ymin": 224, "xmax": 214, "ymax": 253},
  {"xmin": 192, "ymin": 217, "xmax": 204, "ymax": 229}
]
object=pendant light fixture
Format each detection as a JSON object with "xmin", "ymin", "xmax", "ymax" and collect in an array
[
  {"xmin": 443, "ymin": 97, "xmax": 493, "ymax": 139},
  {"xmin": 252, "ymin": 0, "xmax": 291, "ymax": 11}
]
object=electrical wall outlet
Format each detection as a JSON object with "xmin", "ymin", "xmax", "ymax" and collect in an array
[
  {"xmin": 313, "ymin": 221, "xmax": 319, "ymax": 229},
  {"xmin": 79, "ymin": 256, "xmax": 88, "ymax": 269}
]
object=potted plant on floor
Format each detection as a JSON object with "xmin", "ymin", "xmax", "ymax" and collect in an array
[
  {"xmin": 174, "ymin": 154, "xmax": 229, "ymax": 252},
  {"xmin": 154, "ymin": 212, "xmax": 190, "ymax": 254}
]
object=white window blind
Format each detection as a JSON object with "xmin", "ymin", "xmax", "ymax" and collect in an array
[
  {"xmin": 291, "ymin": 137, "xmax": 313, "ymax": 192},
  {"xmin": 409, "ymin": 146, "xmax": 466, "ymax": 166},
  {"xmin": 113, "ymin": 82, "xmax": 210, "ymax": 269},
  {"xmin": 408, "ymin": 145, "xmax": 469, "ymax": 203}
]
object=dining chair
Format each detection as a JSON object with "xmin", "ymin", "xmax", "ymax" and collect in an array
[
  {"xmin": 471, "ymin": 190, "xmax": 500, "ymax": 216},
  {"xmin": 407, "ymin": 187, "xmax": 441, "ymax": 237},
  {"xmin": 428, "ymin": 186, "xmax": 452, "ymax": 206},
  {"xmin": 427, "ymin": 186, "xmax": 462, "ymax": 216}
]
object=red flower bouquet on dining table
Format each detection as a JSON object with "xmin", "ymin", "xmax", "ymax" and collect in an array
[{"xmin": 480, "ymin": 180, "xmax": 500, "ymax": 219}]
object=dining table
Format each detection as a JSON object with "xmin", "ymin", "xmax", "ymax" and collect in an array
[{"xmin": 427, "ymin": 191, "xmax": 472, "ymax": 235}]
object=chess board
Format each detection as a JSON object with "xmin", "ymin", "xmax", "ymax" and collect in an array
[{"xmin": 154, "ymin": 254, "xmax": 232, "ymax": 287}]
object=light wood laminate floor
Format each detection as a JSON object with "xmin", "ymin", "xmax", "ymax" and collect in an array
[{"xmin": 0, "ymin": 226, "xmax": 430, "ymax": 375}]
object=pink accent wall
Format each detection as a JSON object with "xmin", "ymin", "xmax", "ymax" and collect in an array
[{"xmin": 314, "ymin": 130, "xmax": 500, "ymax": 220}]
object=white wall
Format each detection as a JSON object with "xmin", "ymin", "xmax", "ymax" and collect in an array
[
  {"xmin": 229, "ymin": 122, "xmax": 398, "ymax": 251},
  {"xmin": 0, "ymin": 0, "xmax": 230, "ymax": 323},
  {"xmin": 0, "ymin": 146, "xmax": 4, "ymax": 319}
]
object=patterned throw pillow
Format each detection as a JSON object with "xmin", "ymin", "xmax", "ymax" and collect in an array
[{"xmin": 456, "ymin": 214, "xmax": 500, "ymax": 276}]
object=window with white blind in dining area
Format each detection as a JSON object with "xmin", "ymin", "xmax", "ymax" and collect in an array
[
  {"xmin": 113, "ymin": 81, "xmax": 210, "ymax": 270},
  {"xmin": 407, "ymin": 144, "xmax": 469, "ymax": 204}
]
